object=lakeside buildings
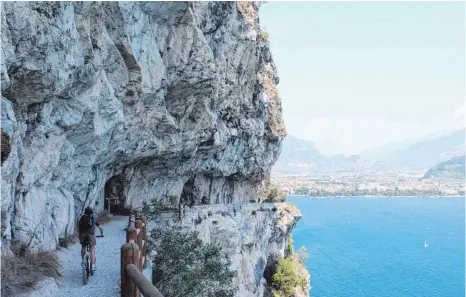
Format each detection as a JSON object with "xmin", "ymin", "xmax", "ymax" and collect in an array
[{"xmin": 272, "ymin": 170, "xmax": 465, "ymax": 197}]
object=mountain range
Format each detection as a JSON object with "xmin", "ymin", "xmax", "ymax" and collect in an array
[
  {"xmin": 273, "ymin": 135, "xmax": 371, "ymax": 173},
  {"xmin": 273, "ymin": 129, "xmax": 465, "ymax": 173},
  {"xmin": 422, "ymin": 155, "xmax": 465, "ymax": 180}
]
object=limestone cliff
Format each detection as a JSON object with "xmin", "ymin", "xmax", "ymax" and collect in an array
[
  {"xmin": 164, "ymin": 203, "xmax": 301, "ymax": 297},
  {"xmin": 1, "ymin": 1, "xmax": 285, "ymax": 250},
  {"xmin": 1, "ymin": 2, "xmax": 307, "ymax": 296}
]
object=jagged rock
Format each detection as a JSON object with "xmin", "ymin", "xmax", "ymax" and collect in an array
[{"xmin": 1, "ymin": 1, "xmax": 285, "ymax": 251}]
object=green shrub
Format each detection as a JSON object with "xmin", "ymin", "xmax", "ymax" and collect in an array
[
  {"xmin": 285, "ymin": 234, "xmax": 293, "ymax": 256},
  {"xmin": 272, "ymin": 255, "xmax": 308, "ymax": 297},
  {"xmin": 152, "ymin": 228, "xmax": 236, "ymax": 297},
  {"xmin": 263, "ymin": 176, "xmax": 286, "ymax": 203}
]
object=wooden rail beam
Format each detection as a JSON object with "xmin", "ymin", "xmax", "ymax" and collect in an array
[
  {"xmin": 135, "ymin": 220, "xmax": 143, "ymax": 270},
  {"xmin": 125, "ymin": 264, "xmax": 164, "ymax": 297},
  {"xmin": 142, "ymin": 217, "xmax": 147, "ymax": 240}
]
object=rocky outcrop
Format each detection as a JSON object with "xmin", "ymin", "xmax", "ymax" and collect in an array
[
  {"xmin": 1, "ymin": 1, "xmax": 285, "ymax": 252},
  {"xmin": 163, "ymin": 202, "xmax": 302, "ymax": 297}
]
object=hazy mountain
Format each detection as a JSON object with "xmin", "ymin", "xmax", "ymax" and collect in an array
[
  {"xmin": 360, "ymin": 129, "xmax": 461, "ymax": 161},
  {"xmin": 274, "ymin": 129, "xmax": 465, "ymax": 173},
  {"xmin": 381, "ymin": 129, "xmax": 465, "ymax": 170},
  {"xmin": 422, "ymin": 155, "xmax": 465, "ymax": 180},
  {"xmin": 273, "ymin": 135, "xmax": 371, "ymax": 173},
  {"xmin": 273, "ymin": 135, "xmax": 323, "ymax": 173}
]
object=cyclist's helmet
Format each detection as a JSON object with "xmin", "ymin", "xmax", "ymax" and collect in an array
[{"xmin": 84, "ymin": 206, "xmax": 94, "ymax": 215}]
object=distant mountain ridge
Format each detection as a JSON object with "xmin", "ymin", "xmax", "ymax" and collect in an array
[
  {"xmin": 422, "ymin": 155, "xmax": 465, "ymax": 180},
  {"xmin": 381, "ymin": 129, "xmax": 465, "ymax": 170},
  {"xmin": 360, "ymin": 129, "xmax": 462, "ymax": 161},
  {"xmin": 274, "ymin": 129, "xmax": 465, "ymax": 173},
  {"xmin": 273, "ymin": 135, "xmax": 371, "ymax": 173}
]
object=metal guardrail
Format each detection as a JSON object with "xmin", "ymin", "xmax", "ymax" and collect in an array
[{"xmin": 121, "ymin": 207, "xmax": 164, "ymax": 297}]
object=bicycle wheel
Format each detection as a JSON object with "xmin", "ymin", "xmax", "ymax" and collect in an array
[{"xmin": 82, "ymin": 253, "xmax": 89, "ymax": 285}]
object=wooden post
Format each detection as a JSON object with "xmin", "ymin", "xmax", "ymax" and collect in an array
[
  {"xmin": 135, "ymin": 220, "xmax": 143, "ymax": 242},
  {"xmin": 135, "ymin": 220, "xmax": 143, "ymax": 271},
  {"xmin": 142, "ymin": 216, "xmax": 148, "ymax": 269},
  {"xmin": 128, "ymin": 206, "xmax": 134, "ymax": 228},
  {"xmin": 121, "ymin": 240, "xmax": 140, "ymax": 297},
  {"xmin": 142, "ymin": 217, "xmax": 147, "ymax": 240},
  {"xmin": 141, "ymin": 242, "xmax": 146, "ymax": 269},
  {"xmin": 127, "ymin": 226, "xmax": 137, "ymax": 243}
]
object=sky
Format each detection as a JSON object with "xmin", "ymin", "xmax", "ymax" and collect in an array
[{"xmin": 259, "ymin": 2, "xmax": 465, "ymax": 156}]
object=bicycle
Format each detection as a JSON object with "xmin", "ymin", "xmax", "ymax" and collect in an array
[{"xmin": 82, "ymin": 234, "xmax": 104, "ymax": 285}]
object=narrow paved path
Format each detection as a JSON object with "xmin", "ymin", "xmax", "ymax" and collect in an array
[{"xmin": 56, "ymin": 215, "xmax": 128, "ymax": 297}]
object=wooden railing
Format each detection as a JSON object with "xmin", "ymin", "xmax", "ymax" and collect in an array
[{"xmin": 121, "ymin": 207, "xmax": 164, "ymax": 297}]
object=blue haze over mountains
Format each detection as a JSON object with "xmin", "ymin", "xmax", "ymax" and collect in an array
[{"xmin": 273, "ymin": 129, "xmax": 465, "ymax": 173}]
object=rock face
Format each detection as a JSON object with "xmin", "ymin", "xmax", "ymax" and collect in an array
[
  {"xmin": 163, "ymin": 202, "xmax": 302, "ymax": 297},
  {"xmin": 1, "ymin": 1, "xmax": 285, "ymax": 252}
]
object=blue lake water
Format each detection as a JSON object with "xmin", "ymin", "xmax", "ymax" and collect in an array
[{"xmin": 287, "ymin": 196, "xmax": 465, "ymax": 297}]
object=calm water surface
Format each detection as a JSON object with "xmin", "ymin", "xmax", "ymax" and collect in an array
[{"xmin": 287, "ymin": 196, "xmax": 465, "ymax": 297}]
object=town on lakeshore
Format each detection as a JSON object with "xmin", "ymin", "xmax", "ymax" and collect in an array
[{"xmin": 272, "ymin": 170, "xmax": 465, "ymax": 198}]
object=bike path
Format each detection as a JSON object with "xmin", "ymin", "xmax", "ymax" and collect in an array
[{"xmin": 56, "ymin": 215, "xmax": 128, "ymax": 297}]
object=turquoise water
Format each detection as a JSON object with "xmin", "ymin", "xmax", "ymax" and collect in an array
[{"xmin": 287, "ymin": 196, "xmax": 465, "ymax": 297}]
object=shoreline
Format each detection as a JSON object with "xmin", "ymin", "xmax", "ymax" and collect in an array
[{"xmin": 288, "ymin": 195, "xmax": 465, "ymax": 199}]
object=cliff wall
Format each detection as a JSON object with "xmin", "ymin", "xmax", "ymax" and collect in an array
[
  {"xmin": 1, "ymin": 2, "xmax": 308, "ymax": 296},
  {"xmin": 1, "ymin": 1, "xmax": 285, "ymax": 251}
]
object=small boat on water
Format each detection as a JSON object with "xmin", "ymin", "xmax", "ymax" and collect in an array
[{"xmin": 424, "ymin": 241, "xmax": 429, "ymax": 247}]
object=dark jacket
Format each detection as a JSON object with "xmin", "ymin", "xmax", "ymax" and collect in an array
[{"xmin": 78, "ymin": 214, "xmax": 101, "ymax": 235}]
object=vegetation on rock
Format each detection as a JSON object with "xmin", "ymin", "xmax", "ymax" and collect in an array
[
  {"xmin": 271, "ymin": 234, "xmax": 310, "ymax": 297},
  {"xmin": 1, "ymin": 242, "xmax": 62, "ymax": 297},
  {"xmin": 272, "ymin": 256, "xmax": 309, "ymax": 297},
  {"xmin": 145, "ymin": 199, "xmax": 236, "ymax": 297},
  {"xmin": 263, "ymin": 175, "xmax": 287, "ymax": 202},
  {"xmin": 285, "ymin": 234, "xmax": 293, "ymax": 256}
]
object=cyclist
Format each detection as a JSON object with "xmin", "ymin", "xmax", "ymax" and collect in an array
[{"xmin": 78, "ymin": 206, "xmax": 103, "ymax": 273}]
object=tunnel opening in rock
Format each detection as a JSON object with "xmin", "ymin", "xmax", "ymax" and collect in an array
[
  {"xmin": 104, "ymin": 174, "xmax": 127, "ymax": 214},
  {"xmin": 1, "ymin": 130, "xmax": 11, "ymax": 166},
  {"xmin": 180, "ymin": 177, "xmax": 197, "ymax": 206}
]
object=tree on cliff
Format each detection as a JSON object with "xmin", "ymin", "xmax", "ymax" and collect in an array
[
  {"xmin": 144, "ymin": 200, "xmax": 236, "ymax": 297},
  {"xmin": 151, "ymin": 228, "xmax": 236, "ymax": 297},
  {"xmin": 263, "ymin": 175, "xmax": 287, "ymax": 202},
  {"xmin": 271, "ymin": 237, "xmax": 310, "ymax": 297}
]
